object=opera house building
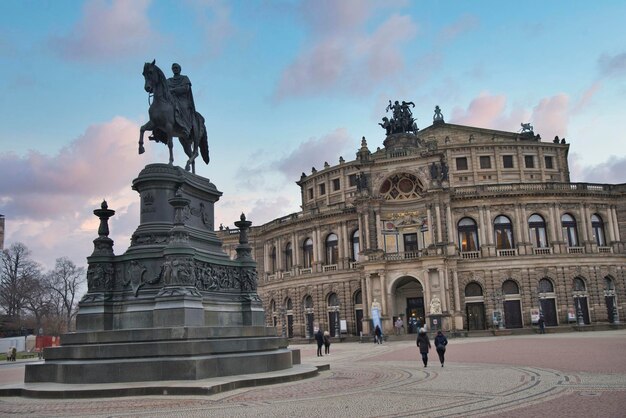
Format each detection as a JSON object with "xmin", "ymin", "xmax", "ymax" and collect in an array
[{"xmin": 218, "ymin": 106, "xmax": 625, "ymax": 338}]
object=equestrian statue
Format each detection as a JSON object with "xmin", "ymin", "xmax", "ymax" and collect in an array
[{"xmin": 139, "ymin": 60, "xmax": 209, "ymax": 173}]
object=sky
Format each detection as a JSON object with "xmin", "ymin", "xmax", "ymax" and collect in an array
[{"xmin": 1, "ymin": 0, "xmax": 625, "ymax": 271}]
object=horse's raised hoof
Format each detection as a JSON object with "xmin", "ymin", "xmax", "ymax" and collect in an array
[{"xmin": 138, "ymin": 145, "xmax": 145, "ymax": 154}]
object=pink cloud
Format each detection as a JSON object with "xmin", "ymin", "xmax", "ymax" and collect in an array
[
  {"xmin": 0, "ymin": 116, "xmax": 151, "ymax": 219},
  {"xmin": 49, "ymin": 0, "xmax": 157, "ymax": 62},
  {"xmin": 273, "ymin": 3, "xmax": 417, "ymax": 101},
  {"xmin": 531, "ymin": 94, "xmax": 569, "ymax": 139},
  {"xmin": 450, "ymin": 94, "xmax": 508, "ymax": 127},
  {"xmin": 0, "ymin": 117, "xmax": 156, "ymax": 269}
]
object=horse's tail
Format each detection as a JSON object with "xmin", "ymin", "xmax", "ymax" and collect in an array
[{"xmin": 198, "ymin": 114, "xmax": 209, "ymax": 164}]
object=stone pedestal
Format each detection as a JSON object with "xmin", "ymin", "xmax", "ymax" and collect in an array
[{"xmin": 26, "ymin": 164, "xmax": 289, "ymax": 385}]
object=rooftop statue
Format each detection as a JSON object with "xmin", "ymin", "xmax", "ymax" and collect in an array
[
  {"xmin": 433, "ymin": 105, "xmax": 444, "ymax": 122},
  {"xmin": 520, "ymin": 122, "xmax": 534, "ymax": 133},
  {"xmin": 139, "ymin": 60, "xmax": 209, "ymax": 173},
  {"xmin": 381, "ymin": 99, "xmax": 418, "ymax": 135}
]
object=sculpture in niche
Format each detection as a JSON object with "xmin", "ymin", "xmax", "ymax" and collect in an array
[{"xmin": 430, "ymin": 296, "xmax": 442, "ymax": 315}]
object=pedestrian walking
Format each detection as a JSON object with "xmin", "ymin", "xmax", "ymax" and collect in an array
[
  {"xmin": 538, "ymin": 315, "xmax": 546, "ymax": 334},
  {"xmin": 434, "ymin": 330, "xmax": 448, "ymax": 367},
  {"xmin": 323, "ymin": 330, "xmax": 331, "ymax": 354},
  {"xmin": 395, "ymin": 318, "xmax": 403, "ymax": 335},
  {"xmin": 315, "ymin": 329, "xmax": 324, "ymax": 357},
  {"xmin": 416, "ymin": 328, "xmax": 431, "ymax": 367},
  {"xmin": 374, "ymin": 325, "xmax": 383, "ymax": 344}
]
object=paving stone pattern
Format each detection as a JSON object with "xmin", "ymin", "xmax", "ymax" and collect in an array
[{"xmin": 1, "ymin": 330, "xmax": 625, "ymax": 417}]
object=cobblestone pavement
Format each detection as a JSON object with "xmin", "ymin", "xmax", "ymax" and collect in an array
[{"xmin": 1, "ymin": 330, "xmax": 625, "ymax": 417}]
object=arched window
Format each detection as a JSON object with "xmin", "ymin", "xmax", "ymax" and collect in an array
[
  {"xmin": 573, "ymin": 277, "xmax": 586, "ymax": 292},
  {"xmin": 328, "ymin": 292, "xmax": 340, "ymax": 307},
  {"xmin": 465, "ymin": 282, "xmax": 483, "ymax": 297},
  {"xmin": 561, "ymin": 214, "xmax": 579, "ymax": 247},
  {"xmin": 325, "ymin": 233, "xmax": 338, "ymax": 265},
  {"xmin": 528, "ymin": 214, "xmax": 548, "ymax": 248},
  {"xmin": 604, "ymin": 276, "xmax": 615, "ymax": 290},
  {"xmin": 285, "ymin": 298, "xmax": 293, "ymax": 310},
  {"xmin": 380, "ymin": 173, "xmax": 423, "ymax": 200},
  {"xmin": 270, "ymin": 299, "xmax": 276, "ymax": 312},
  {"xmin": 351, "ymin": 230, "xmax": 360, "ymax": 262},
  {"xmin": 502, "ymin": 280, "xmax": 520, "ymax": 295},
  {"xmin": 285, "ymin": 242, "xmax": 293, "ymax": 270},
  {"xmin": 304, "ymin": 295, "xmax": 313, "ymax": 309},
  {"xmin": 591, "ymin": 214, "xmax": 606, "ymax": 246},
  {"xmin": 458, "ymin": 217, "xmax": 479, "ymax": 252},
  {"xmin": 270, "ymin": 246, "xmax": 277, "ymax": 273},
  {"xmin": 538, "ymin": 278, "xmax": 554, "ymax": 293},
  {"xmin": 354, "ymin": 289, "xmax": 362, "ymax": 305},
  {"xmin": 303, "ymin": 238, "xmax": 313, "ymax": 268},
  {"xmin": 494, "ymin": 215, "xmax": 514, "ymax": 249}
]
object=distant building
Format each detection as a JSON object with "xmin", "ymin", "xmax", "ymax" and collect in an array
[
  {"xmin": 0, "ymin": 214, "xmax": 4, "ymax": 251},
  {"xmin": 218, "ymin": 110, "xmax": 626, "ymax": 338}
]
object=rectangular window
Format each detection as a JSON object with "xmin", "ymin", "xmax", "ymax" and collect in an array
[
  {"xmin": 544, "ymin": 156, "xmax": 554, "ymax": 169},
  {"xmin": 383, "ymin": 233, "xmax": 398, "ymax": 253},
  {"xmin": 319, "ymin": 183, "xmax": 326, "ymax": 195},
  {"xmin": 502, "ymin": 155, "xmax": 514, "ymax": 168},
  {"xmin": 403, "ymin": 233, "xmax": 418, "ymax": 252},
  {"xmin": 348, "ymin": 174, "xmax": 357, "ymax": 187},
  {"xmin": 524, "ymin": 155, "xmax": 535, "ymax": 168},
  {"xmin": 479, "ymin": 156, "xmax": 491, "ymax": 169},
  {"xmin": 308, "ymin": 188, "xmax": 313, "ymax": 200},
  {"xmin": 456, "ymin": 157, "xmax": 468, "ymax": 170},
  {"xmin": 332, "ymin": 178, "xmax": 340, "ymax": 191}
]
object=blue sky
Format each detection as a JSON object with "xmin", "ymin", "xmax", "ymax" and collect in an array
[{"xmin": 1, "ymin": 0, "xmax": 625, "ymax": 270}]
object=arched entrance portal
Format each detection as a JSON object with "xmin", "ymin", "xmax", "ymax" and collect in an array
[{"xmin": 393, "ymin": 276, "xmax": 424, "ymax": 334}]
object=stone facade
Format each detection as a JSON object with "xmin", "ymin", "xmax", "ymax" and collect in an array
[{"xmin": 218, "ymin": 121, "xmax": 626, "ymax": 338}]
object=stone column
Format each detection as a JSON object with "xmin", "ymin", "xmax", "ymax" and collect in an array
[
  {"xmin": 363, "ymin": 212, "xmax": 370, "ymax": 252},
  {"xmin": 439, "ymin": 269, "xmax": 447, "ymax": 312},
  {"xmin": 580, "ymin": 204, "xmax": 589, "ymax": 242},
  {"xmin": 486, "ymin": 207, "xmax": 493, "ymax": 245},
  {"xmin": 478, "ymin": 206, "xmax": 486, "ymax": 247},
  {"xmin": 549, "ymin": 203, "xmax": 559, "ymax": 244},
  {"xmin": 452, "ymin": 269, "xmax": 461, "ymax": 311},
  {"xmin": 514, "ymin": 205, "xmax": 522, "ymax": 244},
  {"xmin": 446, "ymin": 205, "xmax": 454, "ymax": 243},
  {"xmin": 375, "ymin": 211, "xmax": 383, "ymax": 251},
  {"xmin": 611, "ymin": 206, "xmax": 620, "ymax": 241},
  {"xmin": 435, "ymin": 204, "xmax": 443, "ymax": 243},
  {"xmin": 427, "ymin": 207, "xmax": 434, "ymax": 245}
]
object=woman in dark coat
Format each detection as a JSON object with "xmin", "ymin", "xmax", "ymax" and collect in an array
[
  {"xmin": 315, "ymin": 329, "xmax": 324, "ymax": 357},
  {"xmin": 434, "ymin": 330, "xmax": 448, "ymax": 367},
  {"xmin": 416, "ymin": 328, "xmax": 431, "ymax": 367},
  {"xmin": 374, "ymin": 325, "xmax": 383, "ymax": 344}
]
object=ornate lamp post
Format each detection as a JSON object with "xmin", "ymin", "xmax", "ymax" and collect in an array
[
  {"xmin": 333, "ymin": 306, "xmax": 340, "ymax": 338},
  {"xmin": 572, "ymin": 290, "xmax": 586, "ymax": 327},
  {"xmin": 603, "ymin": 288, "xmax": 620, "ymax": 325}
]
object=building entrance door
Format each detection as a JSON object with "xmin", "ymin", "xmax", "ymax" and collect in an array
[
  {"xmin": 504, "ymin": 300, "xmax": 523, "ymax": 328},
  {"xmin": 328, "ymin": 311, "xmax": 339, "ymax": 337},
  {"xmin": 466, "ymin": 302, "xmax": 485, "ymax": 330},
  {"xmin": 405, "ymin": 297, "xmax": 424, "ymax": 334},
  {"xmin": 287, "ymin": 314, "xmax": 294, "ymax": 338},
  {"xmin": 305, "ymin": 313, "xmax": 314, "ymax": 338},
  {"xmin": 540, "ymin": 298, "xmax": 558, "ymax": 326},
  {"xmin": 605, "ymin": 296, "xmax": 616, "ymax": 323},
  {"xmin": 355, "ymin": 309, "xmax": 363, "ymax": 336}
]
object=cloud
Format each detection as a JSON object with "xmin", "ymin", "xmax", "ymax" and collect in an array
[
  {"xmin": 598, "ymin": 52, "xmax": 626, "ymax": 78},
  {"xmin": 570, "ymin": 154, "xmax": 626, "ymax": 184},
  {"xmin": 273, "ymin": 2, "xmax": 417, "ymax": 100},
  {"xmin": 449, "ymin": 93, "xmax": 528, "ymax": 131},
  {"xmin": 0, "ymin": 117, "xmax": 152, "ymax": 269},
  {"xmin": 530, "ymin": 94, "xmax": 570, "ymax": 139},
  {"xmin": 48, "ymin": 0, "xmax": 158, "ymax": 62},
  {"xmin": 437, "ymin": 14, "xmax": 479, "ymax": 46},
  {"xmin": 275, "ymin": 128, "xmax": 354, "ymax": 180},
  {"xmin": 187, "ymin": 0, "xmax": 237, "ymax": 58}
]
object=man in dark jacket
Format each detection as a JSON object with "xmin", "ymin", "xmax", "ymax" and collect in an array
[
  {"xmin": 416, "ymin": 328, "xmax": 431, "ymax": 367},
  {"xmin": 315, "ymin": 329, "xmax": 324, "ymax": 357},
  {"xmin": 434, "ymin": 330, "xmax": 448, "ymax": 367}
]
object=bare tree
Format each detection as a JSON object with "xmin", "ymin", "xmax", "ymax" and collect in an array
[
  {"xmin": 22, "ymin": 275, "xmax": 54, "ymax": 335},
  {"xmin": 0, "ymin": 243, "xmax": 42, "ymax": 323},
  {"xmin": 46, "ymin": 257, "xmax": 85, "ymax": 332}
]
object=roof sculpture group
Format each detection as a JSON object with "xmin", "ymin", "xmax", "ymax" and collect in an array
[{"xmin": 379, "ymin": 100, "xmax": 419, "ymax": 135}]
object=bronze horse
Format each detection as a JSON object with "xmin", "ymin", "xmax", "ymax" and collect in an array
[{"xmin": 139, "ymin": 60, "xmax": 209, "ymax": 173}]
